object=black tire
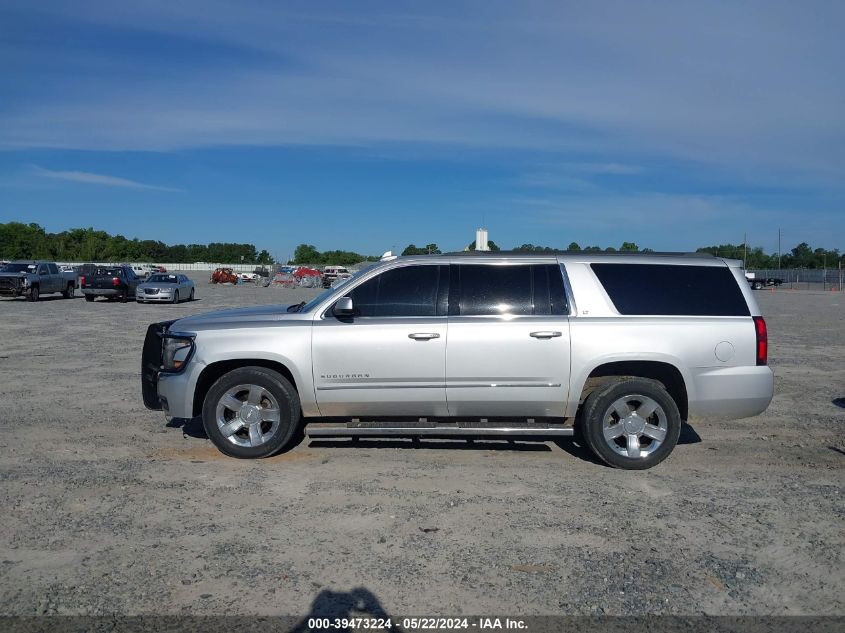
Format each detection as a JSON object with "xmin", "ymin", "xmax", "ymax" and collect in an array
[
  {"xmin": 85, "ymin": 294, "xmax": 95, "ymax": 302},
  {"xmin": 172, "ymin": 290, "xmax": 179, "ymax": 304},
  {"xmin": 581, "ymin": 378, "xmax": 681, "ymax": 470},
  {"xmin": 62, "ymin": 284, "xmax": 75, "ymax": 298},
  {"xmin": 753, "ymin": 281, "xmax": 762, "ymax": 290},
  {"xmin": 27, "ymin": 285, "xmax": 39, "ymax": 302},
  {"xmin": 119, "ymin": 290, "xmax": 128, "ymax": 303},
  {"xmin": 189, "ymin": 288, "xmax": 195, "ymax": 301},
  {"xmin": 202, "ymin": 367, "xmax": 301, "ymax": 458}
]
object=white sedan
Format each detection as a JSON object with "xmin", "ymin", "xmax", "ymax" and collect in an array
[{"xmin": 136, "ymin": 273, "xmax": 195, "ymax": 303}]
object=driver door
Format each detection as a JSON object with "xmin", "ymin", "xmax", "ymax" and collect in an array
[{"xmin": 311, "ymin": 263, "xmax": 449, "ymax": 417}]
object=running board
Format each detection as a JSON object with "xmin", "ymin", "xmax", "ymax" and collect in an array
[{"xmin": 305, "ymin": 422, "xmax": 574, "ymax": 438}]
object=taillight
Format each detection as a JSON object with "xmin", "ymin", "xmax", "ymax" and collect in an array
[
  {"xmin": 113, "ymin": 277, "xmax": 120, "ymax": 286},
  {"xmin": 79, "ymin": 275, "xmax": 85, "ymax": 286},
  {"xmin": 753, "ymin": 316, "xmax": 768, "ymax": 366}
]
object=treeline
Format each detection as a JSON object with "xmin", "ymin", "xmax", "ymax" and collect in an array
[
  {"xmin": 696, "ymin": 242, "xmax": 843, "ymax": 269},
  {"xmin": 4, "ymin": 222, "xmax": 841, "ymax": 270},
  {"xmin": 0, "ymin": 222, "xmax": 274, "ymax": 264},
  {"xmin": 292, "ymin": 244, "xmax": 380, "ymax": 266}
]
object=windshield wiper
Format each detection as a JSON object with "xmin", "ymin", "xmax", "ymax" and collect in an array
[{"xmin": 287, "ymin": 301, "xmax": 306, "ymax": 313}]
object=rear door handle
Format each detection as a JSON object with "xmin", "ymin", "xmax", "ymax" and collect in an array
[
  {"xmin": 408, "ymin": 333, "xmax": 440, "ymax": 340},
  {"xmin": 530, "ymin": 331, "xmax": 562, "ymax": 339}
]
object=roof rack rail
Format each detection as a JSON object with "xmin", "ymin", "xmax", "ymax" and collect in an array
[{"xmin": 443, "ymin": 250, "xmax": 714, "ymax": 257}]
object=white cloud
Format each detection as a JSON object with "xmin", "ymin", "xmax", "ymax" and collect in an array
[
  {"xmin": 30, "ymin": 166, "xmax": 181, "ymax": 192},
  {"xmin": 1, "ymin": 1, "xmax": 843, "ymax": 186}
]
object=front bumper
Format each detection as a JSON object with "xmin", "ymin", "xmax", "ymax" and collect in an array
[
  {"xmin": 141, "ymin": 320, "xmax": 202, "ymax": 417},
  {"xmin": 137, "ymin": 292, "xmax": 174, "ymax": 302}
]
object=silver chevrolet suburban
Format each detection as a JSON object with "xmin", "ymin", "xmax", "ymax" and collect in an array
[{"xmin": 142, "ymin": 252, "xmax": 773, "ymax": 469}]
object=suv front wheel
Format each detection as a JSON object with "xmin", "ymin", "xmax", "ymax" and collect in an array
[
  {"xmin": 581, "ymin": 378, "xmax": 681, "ymax": 470},
  {"xmin": 202, "ymin": 366, "xmax": 301, "ymax": 458}
]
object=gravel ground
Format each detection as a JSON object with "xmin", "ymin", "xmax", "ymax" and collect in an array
[{"xmin": 0, "ymin": 279, "xmax": 843, "ymax": 617}]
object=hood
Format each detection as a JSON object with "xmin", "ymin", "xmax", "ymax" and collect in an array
[
  {"xmin": 172, "ymin": 304, "xmax": 305, "ymax": 331},
  {"xmin": 139, "ymin": 281, "xmax": 178, "ymax": 288},
  {"xmin": 0, "ymin": 272, "xmax": 29, "ymax": 279}
]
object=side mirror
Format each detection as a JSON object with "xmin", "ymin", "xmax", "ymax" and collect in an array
[{"xmin": 333, "ymin": 296, "xmax": 354, "ymax": 317}]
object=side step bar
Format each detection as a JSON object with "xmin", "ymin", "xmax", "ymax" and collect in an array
[{"xmin": 305, "ymin": 422, "xmax": 574, "ymax": 438}]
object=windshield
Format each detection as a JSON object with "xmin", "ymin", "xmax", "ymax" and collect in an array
[
  {"xmin": 299, "ymin": 264, "xmax": 375, "ymax": 313},
  {"xmin": 148, "ymin": 274, "xmax": 178, "ymax": 283},
  {"xmin": 1, "ymin": 263, "xmax": 36, "ymax": 273}
]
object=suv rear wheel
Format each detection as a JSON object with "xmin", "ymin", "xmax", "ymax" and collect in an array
[
  {"xmin": 581, "ymin": 378, "xmax": 681, "ymax": 470},
  {"xmin": 202, "ymin": 367, "xmax": 301, "ymax": 458}
]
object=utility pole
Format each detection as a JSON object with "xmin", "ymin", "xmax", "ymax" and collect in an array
[
  {"xmin": 743, "ymin": 232, "xmax": 747, "ymax": 269},
  {"xmin": 777, "ymin": 228, "xmax": 781, "ymax": 270}
]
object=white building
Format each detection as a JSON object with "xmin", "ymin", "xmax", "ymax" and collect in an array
[{"xmin": 476, "ymin": 227, "xmax": 489, "ymax": 251}]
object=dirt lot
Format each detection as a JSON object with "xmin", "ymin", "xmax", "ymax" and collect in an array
[{"xmin": 0, "ymin": 279, "xmax": 843, "ymax": 617}]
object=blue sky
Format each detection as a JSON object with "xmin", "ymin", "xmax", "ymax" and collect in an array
[{"xmin": 1, "ymin": 1, "xmax": 843, "ymax": 259}]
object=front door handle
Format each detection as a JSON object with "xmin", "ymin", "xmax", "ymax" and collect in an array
[
  {"xmin": 408, "ymin": 333, "xmax": 440, "ymax": 340},
  {"xmin": 530, "ymin": 331, "xmax": 562, "ymax": 339}
]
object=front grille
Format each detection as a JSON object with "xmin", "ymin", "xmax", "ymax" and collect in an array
[
  {"xmin": 144, "ymin": 288, "xmax": 160, "ymax": 295},
  {"xmin": 141, "ymin": 321, "xmax": 173, "ymax": 410},
  {"xmin": 0, "ymin": 277, "xmax": 21, "ymax": 291}
]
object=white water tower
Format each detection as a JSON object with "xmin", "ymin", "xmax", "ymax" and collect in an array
[{"xmin": 476, "ymin": 227, "xmax": 489, "ymax": 251}]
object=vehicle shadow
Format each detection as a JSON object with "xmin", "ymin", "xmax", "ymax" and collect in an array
[
  {"xmin": 289, "ymin": 587, "xmax": 398, "ymax": 633},
  {"xmin": 307, "ymin": 437, "xmax": 552, "ymax": 452},
  {"xmin": 165, "ymin": 416, "xmax": 207, "ymax": 438},
  {"xmin": 833, "ymin": 398, "xmax": 845, "ymax": 409}
]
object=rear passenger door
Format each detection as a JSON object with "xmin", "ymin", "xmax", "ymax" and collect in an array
[{"xmin": 445, "ymin": 263, "xmax": 571, "ymax": 417}]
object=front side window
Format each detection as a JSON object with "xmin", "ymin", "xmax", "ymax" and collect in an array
[
  {"xmin": 348, "ymin": 265, "xmax": 445, "ymax": 317},
  {"xmin": 47, "ymin": 263, "xmax": 59, "ymax": 274},
  {"xmin": 38, "ymin": 265, "xmax": 48, "ymax": 275}
]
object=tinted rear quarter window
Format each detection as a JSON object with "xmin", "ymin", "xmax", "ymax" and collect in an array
[{"xmin": 591, "ymin": 263, "xmax": 749, "ymax": 316}]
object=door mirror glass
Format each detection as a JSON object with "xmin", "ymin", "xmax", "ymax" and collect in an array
[{"xmin": 333, "ymin": 296, "xmax": 354, "ymax": 317}]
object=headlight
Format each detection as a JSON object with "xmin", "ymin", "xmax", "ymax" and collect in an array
[
  {"xmin": 162, "ymin": 334, "xmax": 195, "ymax": 371},
  {"xmin": 21, "ymin": 277, "xmax": 29, "ymax": 286}
]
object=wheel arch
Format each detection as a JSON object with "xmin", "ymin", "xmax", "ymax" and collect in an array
[
  {"xmin": 192, "ymin": 359, "xmax": 299, "ymax": 418},
  {"xmin": 573, "ymin": 359, "xmax": 689, "ymax": 421}
]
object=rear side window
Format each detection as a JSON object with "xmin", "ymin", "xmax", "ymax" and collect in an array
[
  {"xmin": 591, "ymin": 263, "xmax": 749, "ymax": 316},
  {"xmin": 348, "ymin": 265, "xmax": 446, "ymax": 317},
  {"xmin": 455, "ymin": 264, "xmax": 568, "ymax": 316}
]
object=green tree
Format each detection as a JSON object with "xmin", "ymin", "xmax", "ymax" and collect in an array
[
  {"xmin": 466, "ymin": 239, "xmax": 501, "ymax": 251},
  {"xmin": 293, "ymin": 244, "xmax": 321, "ymax": 264},
  {"xmin": 566, "ymin": 242, "xmax": 581, "ymax": 251},
  {"xmin": 619, "ymin": 242, "xmax": 639, "ymax": 252}
]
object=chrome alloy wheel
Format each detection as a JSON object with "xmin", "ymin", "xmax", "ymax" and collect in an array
[
  {"xmin": 215, "ymin": 384, "xmax": 282, "ymax": 447},
  {"xmin": 601, "ymin": 394, "xmax": 668, "ymax": 459}
]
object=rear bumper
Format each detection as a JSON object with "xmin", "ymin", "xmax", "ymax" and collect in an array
[
  {"xmin": 688, "ymin": 365, "xmax": 774, "ymax": 420},
  {"xmin": 83, "ymin": 288, "xmax": 121, "ymax": 296}
]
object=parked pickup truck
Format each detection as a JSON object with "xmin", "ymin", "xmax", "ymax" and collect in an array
[
  {"xmin": 82, "ymin": 264, "xmax": 140, "ymax": 302},
  {"xmin": 142, "ymin": 252, "xmax": 774, "ymax": 469},
  {"xmin": 0, "ymin": 260, "xmax": 78, "ymax": 301},
  {"xmin": 745, "ymin": 272, "xmax": 783, "ymax": 290}
]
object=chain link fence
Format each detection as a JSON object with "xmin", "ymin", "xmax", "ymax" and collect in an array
[{"xmin": 748, "ymin": 268, "xmax": 845, "ymax": 291}]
